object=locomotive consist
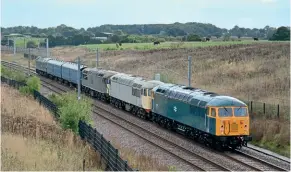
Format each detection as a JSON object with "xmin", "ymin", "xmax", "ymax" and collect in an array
[{"xmin": 35, "ymin": 56, "xmax": 252, "ymax": 150}]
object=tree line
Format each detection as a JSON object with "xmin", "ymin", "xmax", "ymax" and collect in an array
[{"xmin": 1, "ymin": 23, "xmax": 290, "ymax": 47}]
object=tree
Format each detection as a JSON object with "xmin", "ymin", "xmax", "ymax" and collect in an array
[
  {"xmin": 270, "ymin": 26, "xmax": 290, "ymax": 41},
  {"xmin": 110, "ymin": 35, "xmax": 121, "ymax": 43},
  {"xmin": 223, "ymin": 33, "xmax": 231, "ymax": 41},
  {"xmin": 114, "ymin": 29, "xmax": 124, "ymax": 36},
  {"xmin": 26, "ymin": 40, "xmax": 37, "ymax": 48},
  {"xmin": 187, "ymin": 34, "xmax": 201, "ymax": 41}
]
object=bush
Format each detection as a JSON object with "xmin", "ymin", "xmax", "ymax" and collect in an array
[
  {"xmin": 49, "ymin": 92, "xmax": 92, "ymax": 133},
  {"xmin": 19, "ymin": 76, "xmax": 41, "ymax": 95}
]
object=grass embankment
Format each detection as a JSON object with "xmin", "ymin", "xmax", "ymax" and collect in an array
[{"xmin": 1, "ymin": 85, "xmax": 102, "ymax": 171}]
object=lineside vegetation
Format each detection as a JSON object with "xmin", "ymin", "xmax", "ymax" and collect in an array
[
  {"xmin": 49, "ymin": 92, "xmax": 93, "ymax": 133},
  {"xmin": 1, "ymin": 85, "xmax": 102, "ymax": 171}
]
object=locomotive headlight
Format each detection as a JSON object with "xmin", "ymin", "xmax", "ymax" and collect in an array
[
  {"xmin": 220, "ymin": 125, "xmax": 224, "ymax": 133},
  {"xmin": 244, "ymin": 124, "xmax": 247, "ymax": 131}
]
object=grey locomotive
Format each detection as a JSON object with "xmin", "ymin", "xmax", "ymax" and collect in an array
[{"xmin": 81, "ymin": 68, "xmax": 119, "ymax": 101}]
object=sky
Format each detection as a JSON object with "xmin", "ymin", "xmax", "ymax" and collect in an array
[{"xmin": 1, "ymin": 0, "xmax": 290, "ymax": 29}]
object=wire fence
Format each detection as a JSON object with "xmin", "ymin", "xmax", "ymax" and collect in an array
[
  {"xmin": 0, "ymin": 76, "xmax": 137, "ymax": 171},
  {"xmin": 246, "ymin": 100, "xmax": 289, "ymax": 120},
  {"xmin": 1, "ymin": 45, "xmax": 47, "ymax": 57}
]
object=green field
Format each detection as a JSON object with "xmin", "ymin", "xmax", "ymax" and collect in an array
[
  {"xmin": 11, "ymin": 38, "xmax": 45, "ymax": 48},
  {"xmin": 80, "ymin": 40, "xmax": 270, "ymax": 51}
]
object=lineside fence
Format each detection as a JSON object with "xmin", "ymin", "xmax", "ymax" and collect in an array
[
  {"xmin": 0, "ymin": 76, "xmax": 137, "ymax": 171},
  {"xmin": 1, "ymin": 45, "xmax": 47, "ymax": 57},
  {"xmin": 246, "ymin": 100, "xmax": 289, "ymax": 120}
]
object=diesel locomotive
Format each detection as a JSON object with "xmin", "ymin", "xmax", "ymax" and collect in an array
[{"xmin": 35, "ymin": 56, "xmax": 252, "ymax": 150}]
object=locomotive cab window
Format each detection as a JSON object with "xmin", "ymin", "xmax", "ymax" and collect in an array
[
  {"xmin": 82, "ymin": 73, "xmax": 88, "ymax": 80},
  {"xmin": 234, "ymin": 107, "xmax": 248, "ymax": 117},
  {"xmin": 218, "ymin": 107, "xmax": 233, "ymax": 117},
  {"xmin": 143, "ymin": 89, "xmax": 147, "ymax": 96},
  {"xmin": 148, "ymin": 89, "xmax": 151, "ymax": 96},
  {"xmin": 211, "ymin": 108, "xmax": 216, "ymax": 117},
  {"xmin": 136, "ymin": 89, "xmax": 141, "ymax": 97}
]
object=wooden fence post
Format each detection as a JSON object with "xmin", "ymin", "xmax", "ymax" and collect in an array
[
  {"xmin": 115, "ymin": 148, "xmax": 118, "ymax": 171},
  {"xmin": 263, "ymin": 103, "xmax": 265, "ymax": 115},
  {"xmin": 277, "ymin": 104, "xmax": 280, "ymax": 119},
  {"xmin": 100, "ymin": 134, "xmax": 103, "ymax": 157},
  {"xmin": 83, "ymin": 159, "xmax": 85, "ymax": 171},
  {"xmin": 94, "ymin": 129, "xmax": 98, "ymax": 150},
  {"xmin": 124, "ymin": 160, "xmax": 128, "ymax": 171},
  {"xmin": 250, "ymin": 101, "xmax": 253, "ymax": 113},
  {"xmin": 107, "ymin": 141, "xmax": 110, "ymax": 169}
]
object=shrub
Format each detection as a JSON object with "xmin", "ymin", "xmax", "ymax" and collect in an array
[
  {"xmin": 19, "ymin": 76, "xmax": 41, "ymax": 95},
  {"xmin": 49, "ymin": 92, "xmax": 93, "ymax": 133}
]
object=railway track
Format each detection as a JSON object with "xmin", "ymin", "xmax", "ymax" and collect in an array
[
  {"xmin": 228, "ymin": 150, "xmax": 288, "ymax": 171},
  {"xmin": 244, "ymin": 145, "xmax": 290, "ymax": 164},
  {"xmin": 2, "ymin": 60, "xmax": 290, "ymax": 171}
]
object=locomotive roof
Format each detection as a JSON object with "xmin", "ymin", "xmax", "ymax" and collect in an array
[
  {"xmin": 111, "ymin": 73, "xmax": 144, "ymax": 86},
  {"xmin": 153, "ymin": 84, "xmax": 246, "ymax": 107},
  {"xmin": 47, "ymin": 59, "xmax": 66, "ymax": 66},
  {"xmin": 36, "ymin": 56, "xmax": 52, "ymax": 62},
  {"xmin": 84, "ymin": 68, "xmax": 119, "ymax": 78},
  {"xmin": 62, "ymin": 62, "xmax": 86, "ymax": 70},
  {"xmin": 143, "ymin": 80, "xmax": 165, "ymax": 89}
]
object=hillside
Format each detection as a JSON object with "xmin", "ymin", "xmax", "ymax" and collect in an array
[{"xmin": 1, "ymin": 23, "xmax": 278, "ymax": 39}]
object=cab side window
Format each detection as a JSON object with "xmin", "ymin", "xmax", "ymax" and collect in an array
[
  {"xmin": 211, "ymin": 108, "xmax": 216, "ymax": 117},
  {"xmin": 148, "ymin": 89, "xmax": 151, "ymax": 96}
]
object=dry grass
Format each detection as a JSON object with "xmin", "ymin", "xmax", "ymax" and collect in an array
[
  {"xmin": 1, "ymin": 52, "xmax": 36, "ymax": 67},
  {"xmin": 1, "ymin": 85, "xmax": 102, "ymax": 171},
  {"xmin": 1, "ymin": 84, "xmax": 54, "ymax": 123}
]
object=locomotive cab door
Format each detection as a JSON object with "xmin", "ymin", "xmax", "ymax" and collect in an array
[{"xmin": 205, "ymin": 107, "xmax": 209, "ymax": 132}]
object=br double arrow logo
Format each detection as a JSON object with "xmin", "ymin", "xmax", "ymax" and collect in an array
[{"xmin": 173, "ymin": 106, "xmax": 177, "ymax": 112}]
